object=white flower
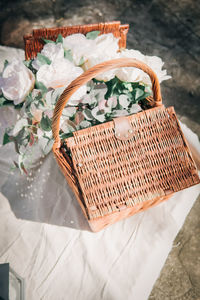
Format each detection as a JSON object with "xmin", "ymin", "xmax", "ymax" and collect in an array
[
  {"xmin": 63, "ymin": 33, "xmax": 119, "ymax": 67},
  {"xmin": 0, "ymin": 59, "xmax": 35, "ymax": 105},
  {"xmin": 144, "ymin": 55, "xmax": 171, "ymax": 84},
  {"xmin": 32, "ymin": 43, "xmax": 64, "ymax": 70},
  {"xmin": 95, "ymin": 33, "xmax": 119, "ymax": 56},
  {"xmin": 36, "ymin": 58, "xmax": 87, "ymax": 105},
  {"xmin": 117, "ymin": 49, "xmax": 171, "ymax": 84},
  {"xmin": 82, "ymin": 33, "xmax": 120, "ymax": 81},
  {"xmin": 63, "ymin": 34, "xmax": 96, "ymax": 65}
]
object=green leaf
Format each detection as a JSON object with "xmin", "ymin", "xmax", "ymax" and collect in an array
[
  {"xmin": 0, "ymin": 97, "xmax": 23, "ymax": 109},
  {"xmin": 40, "ymin": 114, "xmax": 52, "ymax": 132},
  {"xmin": 86, "ymin": 30, "xmax": 100, "ymax": 40},
  {"xmin": 0, "ymin": 97, "xmax": 6, "ymax": 107},
  {"xmin": 64, "ymin": 49, "xmax": 73, "ymax": 62},
  {"xmin": 37, "ymin": 53, "xmax": 51, "ymax": 65},
  {"xmin": 43, "ymin": 38, "xmax": 55, "ymax": 44},
  {"xmin": 25, "ymin": 93, "xmax": 34, "ymax": 108},
  {"xmin": 78, "ymin": 56, "xmax": 84, "ymax": 66},
  {"xmin": 35, "ymin": 80, "xmax": 48, "ymax": 94},
  {"xmin": 56, "ymin": 34, "xmax": 63, "ymax": 44},
  {"xmin": 135, "ymin": 88, "xmax": 144, "ymax": 101},
  {"xmin": 83, "ymin": 108, "xmax": 93, "ymax": 120},
  {"xmin": 79, "ymin": 120, "xmax": 91, "ymax": 128},
  {"xmin": 23, "ymin": 60, "xmax": 32, "ymax": 68},
  {"xmin": 43, "ymin": 138, "xmax": 54, "ymax": 155},
  {"xmin": 15, "ymin": 128, "xmax": 28, "ymax": 145},
  {"xmin": 3, "ymin": 132, "xmax": 11, "ymax": 145},
  {"xmin": 3, "ymin": 59, "xmax": 9, "ymax": 70},
  {"xmin": 60, "ymin": 133, "xmax": 71, "ymax": 139}
]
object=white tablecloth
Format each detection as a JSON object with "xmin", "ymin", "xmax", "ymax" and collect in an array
[{"xmin": 0, "ymin": 46, "xmax": 199, "ymax": 300}]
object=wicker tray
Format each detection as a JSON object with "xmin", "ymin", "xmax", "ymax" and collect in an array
[{"xmin": 24, "ymin": 22, "xmax": 200, "ymax": 232}]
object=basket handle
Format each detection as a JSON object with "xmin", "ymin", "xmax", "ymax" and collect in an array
[{"xmin": 52, "ymin": 58, "xmax": 162, "ymax": 146}]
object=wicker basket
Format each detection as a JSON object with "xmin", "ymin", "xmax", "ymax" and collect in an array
[{"xmin": 24, "ymin": 22, "xmax": 200, "ymax": 232}]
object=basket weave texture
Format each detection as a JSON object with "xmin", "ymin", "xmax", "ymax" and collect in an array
[
  {"xmin": 24, "ymin": 22, "xmax": 200, "ymax": 232},
  {"xmin": 24, "ymin": 21, "xmax": 129, "ymax": 60},
  {"xmin": 65, "ymin": 105, "xmax": 199, "ymax": 220}
]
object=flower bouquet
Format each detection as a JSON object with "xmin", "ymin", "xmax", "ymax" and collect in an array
[{"xmin": 0, "ymin": 30, "xmax": 170, "ymax": 173}]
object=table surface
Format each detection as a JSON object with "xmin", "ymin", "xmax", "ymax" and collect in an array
[{"xmin": 0, "ymin": 46, "xmax": 199, "ymax": 300}]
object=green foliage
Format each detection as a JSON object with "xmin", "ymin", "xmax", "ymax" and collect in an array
[
  {"xmin": 64, "ymin": 49, "xmax": 73, "ymax": 62},
  {"xmin": 56, "ymin": 34, "xmax": 63, "ymax": 44},
  {"xmin": 104, "ymin": 77, "xmax": 151, "ymax": 104},
  {"xmin": 0, "ymin": 96, "xmax": 23, "ymax": 109},
  {"xmin": 3, "ymin": 132, "xmax": 11, "ymax": 145},
  {"xmin": 0, "ymin": 97, "xmax": 6, "ymax": 107},
  {"xmin": 86, "ymin": 31, "xmax": 100, "ymax": 40},
  {"xmin": 3, "ymin": 59, "xmax": 9, "ymax": 71},
  {"xmin": 79, "ymin": 56, "xmax": 84, "ymax": 66},
  {"xmin": 43, "ymin": 38, "xmax": 55, "ymax": 44},
  {"xmin": 23, "ymin": 59, "xmax": 32, "ymax": 68},
  {"xmin": 35, "ymin": 80, "xmax": 48, "ymax": 94},
  {"xmin": 40, "ymin": 114, "xmax": 52, "ymax": 132},
  {"xmin": 37, "ymin": 53, "xmax": 51, "ymax": 66}
]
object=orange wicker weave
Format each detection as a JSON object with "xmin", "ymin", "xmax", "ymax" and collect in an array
[
  {"xmin": 24, "ymin": 22, "xmax": 200, "ymax": 232},
  {"xmin": 24, "ymin": 21, "xmax": 129, "ymax": 60},
  {"xmin": 51, "ymin": 58, "xmax": 199, "ymax": 232}
]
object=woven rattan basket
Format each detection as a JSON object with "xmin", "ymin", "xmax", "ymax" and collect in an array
[{"xmin": 24, "ymin": 22, "xmax": 200, "ymax": 232}]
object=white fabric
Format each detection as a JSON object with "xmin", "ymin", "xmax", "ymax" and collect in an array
[{"xmin": 0, "ymin": 46, "xmax": 199, "ymax": 300}]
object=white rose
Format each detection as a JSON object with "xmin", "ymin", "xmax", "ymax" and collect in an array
[
  {"xmin": 117, "ymin": 49, "xmax": 171, "ymax": 84},
  {"xmin": 36, "ymin": 58, "xmax": 87, "ymax": 105},
  {"xmin": 32, "ymin": 43, "xmax": 64, "ymax": 70},
  {"xmin": 63, "ymin": 33, "xmax": 96, "ymax": 65},
  {"xmin": 0, "ymin": 59, "xmax": 35, "ymax": 105}
]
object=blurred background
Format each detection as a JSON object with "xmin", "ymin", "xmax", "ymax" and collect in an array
[{"xmin": 0, "ymin": 0, "xmax": 200, "ymax": 299}]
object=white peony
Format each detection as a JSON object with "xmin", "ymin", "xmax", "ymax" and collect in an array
[
  {"xmin": 116, "ymin": 49, "xmax": 171, "ymax": 84},
  {"xmin": 95, "ymin": 33, "xmax": 119, "ymax": 57},
  {"xmin": 63, "ymin": 33, "xmax": 96, "ymax": 66},
  {"xmin": 82, "ymin": 33, "xmax": 120, "ymax": 81},
  {"xmin": 63, "ymin": 33, "xmax": 119, "ymax": 67},
  {"xmin": 144, "ymin": 55, "xmax": 171, "ymax": 84},
  {"xmin": 36, "ymin": 58, "xmax": 87, "ymax": 105},
  {"xmin": 0, "ymin": 59, "xmax": 35, "ymax": 105},
  {"xmin": 32, "ymin": 43, "xmax": 64, "ymax": 70}
]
